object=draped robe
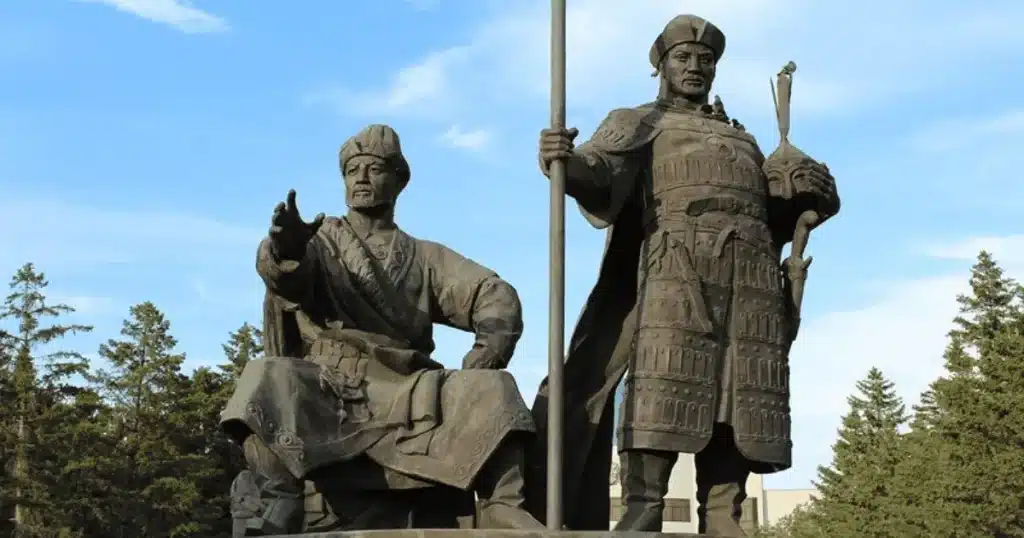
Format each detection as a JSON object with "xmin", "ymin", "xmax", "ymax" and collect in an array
[{"xmin": 220, "ymin": 216, "xmax": 535, "ymax": 491}]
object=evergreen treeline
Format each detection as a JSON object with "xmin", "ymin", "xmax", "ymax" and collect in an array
[
  {"xmin": 756, "ymin": 251, "xmax": 1024, "ymax": 538},
  {"xmin": 0, "ymin": 263, "xmax": 262, "ymax": 538},
  {"xmin": 0, "ymin": 252, "xmax": 1021, "ymax": 537}
]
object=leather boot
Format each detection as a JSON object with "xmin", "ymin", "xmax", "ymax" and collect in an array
[
  {"xmin": 613, "ymin": 449, "xmax": 678, "ymax": 532},
  {"xmin": 474, "ymin": 438, "xmax": 546, "ymax": 529},
  {"xmin": 695, "ymin": 424, "xmax": 751, "ymax": 538},
  {"xmin": 696, "ymin": 481, "xmax": 748, "ymax": 537},
  {"xmin": 231, "ymin": 435, "xmax": 306, "ymax": 536}
]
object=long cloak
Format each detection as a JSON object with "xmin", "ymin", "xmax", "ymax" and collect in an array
[{"xmin": 526, "ymin": 105, "xmax": 667, "ymax": 530}]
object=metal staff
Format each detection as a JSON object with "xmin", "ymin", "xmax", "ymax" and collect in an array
[{"xmin": 547, "ymin": 0, "xmax": 567, "ymax": 530}]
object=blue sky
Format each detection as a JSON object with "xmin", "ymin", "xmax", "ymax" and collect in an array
[{"xmin": 1, "ymin": 0, "xmax": 1023, "ymax": 489}]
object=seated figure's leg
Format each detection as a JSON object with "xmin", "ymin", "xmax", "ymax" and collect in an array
[
  {"xmin": 231, "ymin": 434, "xmax": 305, "ymax": 537},
  {"xmin": 474, "ymin": 434, "xmax": 545, "ymax": 529}
]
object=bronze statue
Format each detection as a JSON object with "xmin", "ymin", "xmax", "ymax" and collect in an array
[
  {"xmin": 220, "ymin": 124, "xmax": 545, "ymax": 535},
  {"xmin": 528, "ymin": 14, "xmax": 840, "ymax": 537}
]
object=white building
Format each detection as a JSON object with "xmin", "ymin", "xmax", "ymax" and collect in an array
[
  {"xmin": 761, "ymin": 488, "xmax": 817, "ymax": 526},
  {"xmin": 607, "ymin": 452, "xmax": 816, "ymax": 533}
]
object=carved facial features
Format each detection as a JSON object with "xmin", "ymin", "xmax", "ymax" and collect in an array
[
  {"xmin": 661, "ymin": 42, "xmax": 716, "ymax": 102},
  {"xmin": 343, "ymin": 155, "xmax": 400, "ymax": 210}
]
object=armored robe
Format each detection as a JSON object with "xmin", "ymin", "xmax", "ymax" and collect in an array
[
  {"xmin": 529, "ymin": 101, "xmax": 799, "ymax": 529},
  {"xmin": 221, "ymin": 216, "xmax": 535, "ymax": 498}
]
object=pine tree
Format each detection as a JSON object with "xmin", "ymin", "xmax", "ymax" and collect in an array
[
  {"xmin": 0, "ymin": 263, "xmax": 92, "ymax": 536},
  {"xmin": 0, "ymin": 327, "xmax": 14, "ymax": 536},
  {"xmin": 91, "ymin": 302, "xmax": 208, "ymax": 537},
  {"xmin": 208, "ymin": 322, "xmax": 265, "ymax": 535},
  {"xmin": 183, "ymin": 367, "xmax": 237, "ymax": 537},
  {"xmin": 897, "ymin": 252, "xmax": 1024, "ymax": 537},
  {"xmin": 888, "ymin": 382, "xmax": 952, "ymax": 537},
  {"xmin": 47, "ymin": 385, "xmax": 117, "ymax": 538},
  {"xmin": 218, "ymin": 322, "xmax": 262, "ymax": 380},
  {"xmin": 160, "ymin": 322, "xmax": 264, "ymax": 538},
  {"xmin": 811, "ymin": 367, "xmax": 908, "ymax": 537}
]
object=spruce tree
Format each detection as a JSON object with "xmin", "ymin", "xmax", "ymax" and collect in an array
[
  {"xmin": 91, "ymin": 302, "xmax": 208, "ymax": 537},
  {"xmin": 811, "ymin": 367, "xmax": 908, "ymax": 537},
  {"xmin": 898, "ymin": 252, "xmax": 1024, "ymax": 537},
  {"xmin": 0, "ymin": 263, "xmax": 92, "ymax": 536},
  {"xmin": 218, "ymin": 322, "xmax": 262, "ymax": 380},
  {"xmin": 200, "ymin": 322, "xmax": 264, "ymax": 536},
  {"xmin": 160, "ymin": 322, "xmax": 264, "ymax": 537},
  {"xmin": 0, "ymin": 327, "xmax": 13, "ymax": 534},
  {"xmin": 171, "ymin": 366, "xmax": 232, "ymax": 537},
  {"xmin": 888, "ymin": 383, "xmax": 953, "ymax": 537}
]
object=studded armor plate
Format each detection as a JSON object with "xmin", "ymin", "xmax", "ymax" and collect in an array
[{"xmin": 621, "ymin": 109, "xmax": 793, "ymax": 465}]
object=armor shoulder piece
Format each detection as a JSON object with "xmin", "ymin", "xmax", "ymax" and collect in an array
[{"xmin": 585, "ymin": 106, "xmax": 660, "ymax": 154}]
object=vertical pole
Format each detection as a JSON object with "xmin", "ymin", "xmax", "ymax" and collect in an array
[{"xmin": 547, "ymin": 0, "xmax": 567, "ymax": 530}]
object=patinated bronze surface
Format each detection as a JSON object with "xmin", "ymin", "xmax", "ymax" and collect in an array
[
  {"xmin": 528, "ymin": 14, "xmax": 840, "ymax": 537},
  {"xmin": 220, "ymin": 124, "xmax": 545, "ymax": 536}
]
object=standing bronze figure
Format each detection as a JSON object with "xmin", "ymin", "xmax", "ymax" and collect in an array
[
  {"xmin": 221, "ymin": 124, "xmax": 545, "ymax": 535},
  {"xmin": 528, "ymin": 14, "xmax": 840, "ymax": 537}
]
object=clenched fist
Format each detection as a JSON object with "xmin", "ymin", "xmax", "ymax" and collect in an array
[{"xmin": 538, "ymin": 127, "xmax": 579, "ymax": 176}]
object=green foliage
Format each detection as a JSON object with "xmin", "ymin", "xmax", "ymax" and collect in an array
[
  {"xmin": 86, "ymin": 302, "xmax": 225, "ymax": 537},
  {"xmin": 0, "ymin": 265, "xmax": 267, "ymax": 538},
  {"xmin": 753, "ymin": 504, "xmax": 823, "ymax": 538},
  {"xmin": 891, "ymin": 251, "xmax": 1024, "ymax": 538},
  {"xmin": 809, "ymin": 367, "xmax": 908, "ymax": 538},
  {"xmin": 764, "ymin": 252, "xmax": 1023, "ymax": 538},
  {"xmin": 0, "ymin": 263, "xmax": 93, "ymax": 537}
]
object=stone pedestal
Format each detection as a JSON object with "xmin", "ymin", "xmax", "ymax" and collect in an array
[{"xmin": 264, "ymin": 528, "xmax": 712, "ymax": 532}]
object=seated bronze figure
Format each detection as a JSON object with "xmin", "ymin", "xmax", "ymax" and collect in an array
[{"xmin": 221, "ymin": 124, "xmax": 545, "ymax": 535}]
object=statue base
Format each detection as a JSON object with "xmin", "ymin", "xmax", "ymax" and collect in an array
[{"xmin": 264, "ymin": 528, "xmax": 712, "ymax": 532}]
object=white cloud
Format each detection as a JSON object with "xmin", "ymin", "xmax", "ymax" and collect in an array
[
  {"xmin": 305, "ymin": 47, "xmax": 471, "ymax": 119},
  {"xmin": 79, "ymin": 0, "xmax": 228, "ymax": 34},
  {"xmin": 438, "ymin": 125, "xmax": 493, "ymax": 151},
  {"xmin": 0, "ymin": 196, "xmax": 260, "ymax": 268},
  {"xmin": 771, "ymin": 239, "xmax": 1024, "ymax": 488},
  {"xmin": 317, "ymin": 0, "xmax": 1024, "ymax": 123},
  {"xmin": 923, "ymin": 235, "xmax": 1024, "ymax": 267},
  {"xmin": 894, "ymin": 106, "xmax": 1024, "ymax": 211},
  {"xmin": 908, "ymin": 110, "xmax": 1024, "ymax": 153}
]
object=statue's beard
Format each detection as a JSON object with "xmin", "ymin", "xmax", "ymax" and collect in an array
[
  {"xmin": 346, "ymin": 190, "xmax": 393, "ymax": 209},
  {"xmin": 347, "ymin": 198, "xmax": 393, "ymax": 216}
]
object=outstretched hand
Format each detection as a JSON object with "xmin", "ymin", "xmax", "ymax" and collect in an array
[{"xmin": 269, "ymin": 189, "xmax": 325, "ymax": 260}]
